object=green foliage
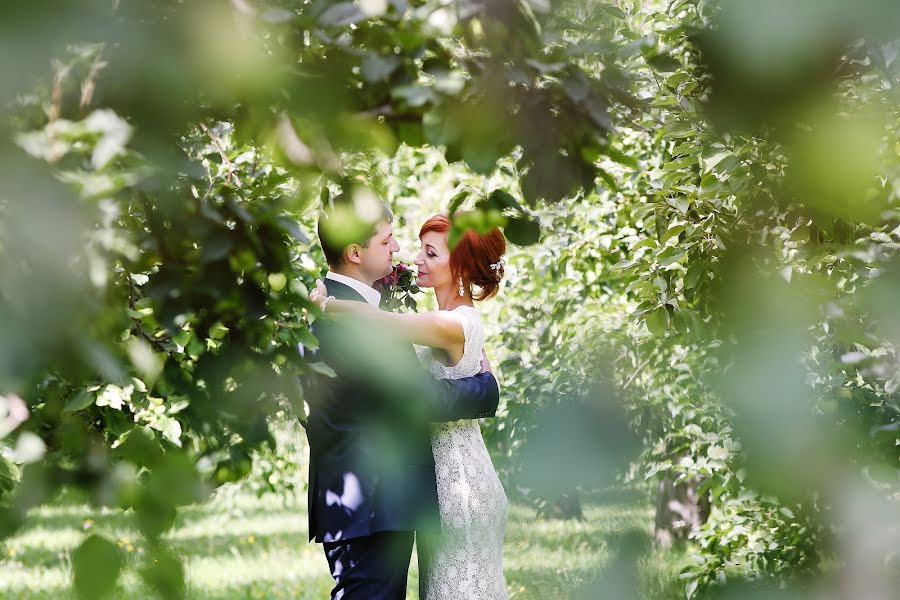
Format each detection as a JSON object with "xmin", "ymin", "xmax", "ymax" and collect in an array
[
  {"xmin": 0, "ymin": 454, "xmax": 20, "ymax": 506},
  {"xmin": 72, "ymin": 534, "xmax": 124, "ymax": 599},
  {"xmin": 140, "ymin": 545, "xmax": 186, "ymax": 599},
  {"xmin": 235, "ymin": 410, "xmax": 308, "ymax": 501},
  {"xmin": 683, "ymin": 496, "xmax": 823, "ymax": 598},
  {"xmin": 2, "ymin": 1, "xmax": 900, "ymax": 598}
]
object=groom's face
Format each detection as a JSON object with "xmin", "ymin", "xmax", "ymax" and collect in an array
[{"xmin": 357, "ymin": 220, "xmax": 400, "ymax": 283}]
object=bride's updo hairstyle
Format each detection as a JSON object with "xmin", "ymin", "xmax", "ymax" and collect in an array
[{"xmin": 419, "ymin": 214, "xmax": 506, "ymax": 301}]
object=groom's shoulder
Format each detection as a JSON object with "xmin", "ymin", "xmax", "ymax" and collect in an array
[{"xmin": 324, "ymin": 278, "xmax": 366, "ymax": 302}]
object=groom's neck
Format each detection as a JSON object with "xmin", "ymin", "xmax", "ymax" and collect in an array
[{"xmin": 330, "ymin": 265, "xmax": 375, "ymax": 287}]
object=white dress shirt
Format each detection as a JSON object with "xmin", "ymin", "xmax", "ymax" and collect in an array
[{"xmin": 325, "ymin": 271, "xmax": 382, "ymax": 307}]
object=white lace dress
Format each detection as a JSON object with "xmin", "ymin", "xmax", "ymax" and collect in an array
[{"xmin": 415, "ymin": 305, "xmax": 509, "ymax": 600}]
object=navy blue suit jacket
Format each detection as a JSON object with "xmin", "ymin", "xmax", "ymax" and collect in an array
[{"xmin": 304, "ymin": 278, "xmax": 499, "ymax": 543}]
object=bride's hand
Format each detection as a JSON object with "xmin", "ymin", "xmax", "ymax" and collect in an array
[
  {"xmin": 308, "ymin": 279, "xmax": 330, "ymax": 309},
  {"xmin": 480, "ymin": 350, "xmax": 493, "ymax": 374}
]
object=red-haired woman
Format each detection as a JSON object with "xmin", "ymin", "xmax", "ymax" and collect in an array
[{"xmin": 310, "ymin": 214, "xmax": 509, "ymax": 599}]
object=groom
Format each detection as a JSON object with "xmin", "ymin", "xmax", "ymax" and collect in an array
[{"xmin": 304, "ymin": 195, "xmax": 499, "ymax": 600}]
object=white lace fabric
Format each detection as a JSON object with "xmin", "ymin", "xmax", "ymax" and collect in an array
[{"xmin": 415, "ymin": 306, "xmax": 509, "ymax": 600}]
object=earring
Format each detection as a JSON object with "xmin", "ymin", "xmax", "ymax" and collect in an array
[{"xmin": 458, "ymin": 277, "xmax": 465, "ymax": 296}]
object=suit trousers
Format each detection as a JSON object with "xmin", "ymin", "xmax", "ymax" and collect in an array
[{"xmin": 323, "ymin": 530, "xmax": 415, "ymax": 600}]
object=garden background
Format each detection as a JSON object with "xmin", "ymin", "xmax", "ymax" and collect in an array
[{"xmin": 1, "ymin": 1, "xmax": 899, "ymax": 598}]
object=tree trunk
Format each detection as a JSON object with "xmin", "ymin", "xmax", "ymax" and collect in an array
[
  {"xmin": 653, "ymin": 476, "xmax": 710, "ymax": 547},
  {"xmin": 535, "ymin": 491, "xmax": 585, "ymax": 520}
]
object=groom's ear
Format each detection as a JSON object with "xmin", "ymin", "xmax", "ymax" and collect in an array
[{"xmin": 345, "ymin": 243, "xmax": 364, "ymax": 265}]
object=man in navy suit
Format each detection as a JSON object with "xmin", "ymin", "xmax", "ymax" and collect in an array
[{"xmin": 304, "ymin": 195, "xmax": 499, "ymax": 599}]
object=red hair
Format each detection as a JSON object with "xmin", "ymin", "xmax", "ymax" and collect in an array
[{"xmin": 419, "ymin": 214, "xmax": 506, "ymax": 301}]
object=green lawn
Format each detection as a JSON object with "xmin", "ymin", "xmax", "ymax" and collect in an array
[{"xmin": 0, "ymin": 487, "xmax": 690, "ymax": 599}]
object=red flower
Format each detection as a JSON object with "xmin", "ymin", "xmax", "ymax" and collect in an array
[{"xmin": 374, "ymin": 263, "xmax": 404, "ymax": 291}]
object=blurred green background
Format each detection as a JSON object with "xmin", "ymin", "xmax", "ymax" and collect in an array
[{"xmin": 1, "ymin": 0, "xmax": 899, "ymax": 598}]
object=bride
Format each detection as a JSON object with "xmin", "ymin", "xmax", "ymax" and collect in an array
[{"xmin": 310, "ymin": 213, "xmax": 509, "ymax": 599}]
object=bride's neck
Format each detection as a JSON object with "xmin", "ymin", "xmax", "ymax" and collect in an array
[{"xmin": 434, "ymin": 283, "xmax": 473, "ymax": 311}]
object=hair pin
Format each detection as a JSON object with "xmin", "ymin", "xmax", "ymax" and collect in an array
[{"xmin": 489, "ymin": 256, "xmax": 505, "ymax": 280}]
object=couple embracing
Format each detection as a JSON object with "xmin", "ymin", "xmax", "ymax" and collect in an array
[{"xmin": 303, "ymin": 195, "xmax": 509, "ymax": 600}]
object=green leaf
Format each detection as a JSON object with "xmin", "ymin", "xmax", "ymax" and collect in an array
[
  {"xmin": 671, "ymin": 141, "xmax": 701, "ymax": 156},
  {"xmin": 73, "ymin": 534, "xmax": 124, "ymax": 599},
  {"xmin": 486, "ymin": 189, "xmax": 519, "ymax": 211},
  {"xmin": 64, "ymin": 390, "xmax": 96, "ymax": 413},
  {"xmin": 666, "ymin": 197, "xmax": 691, "ymax": 214},
  {"xmin": 318, "ymin": 2, "xmax": 366, "ymax": 26},
  {"xmin": 157, "ymin": 417, "xmax": 183, "ymax": 447},
  {"xmin": 308, "ymin": 362, "xmax": 337, "ymax": 378},
  {"xmin": 360, "ymin": 53, "xmax": 400, "ymax": 83},
  {"xmin": 596, "ymin": 167, "xmax": 618, "ymax": 191},
  {"xmin": 297, "ymin": 326, "xmax": 319, "ymax": 351},
  {"xmin": 684, "ymin": 262, "xmax": 705, "ymax": 289},
  {"xmin": 277, "ymin": 217, "xmax": 311, "ymax": 245},
  {"xmin": 703, "ymin": 151, "xmax": 733, "ymax": 172},
  {"xmin": 665, "ymin": 122, "xmax": 695, "ymax": 138},
  {"xmin": 660, "ymin": 224, "xmax": 686, "ymax": 244},
  {"xmin": 448, "ymin": 191, "xmax": 468, "ymax": 216},
  {"xmin": 208, "ymin": 322, "xmax": 229, "ymax": 340},
  {"xmin": 713, "ymin": 155, "xmax": 742, "ymax": 174},
  {"xmin": 172, "ymin": 329, "xmax": 191, "ymax": 348},
  {"xmin": 663, "ymin": 156, "xmax": 696, "ymax": 172},
  {"xmin": 597, "ymin": 5, "xmax": 627, "ymax": 20},
  {"xmin": 140, "ymin": 546, "xmax": 185, "ymax": 600},
  {"xmin": 186, "ymin": 336, "xmax": 205, "ymax": 359},
  {"xmin": 391, "ymin": 84, "xmax": 435, "ymax": 108},
  {"xmin": 201, "ymin": 234, "xmax": 233, "ymax": 262},
  {"xmin": 645, "ymin": 308, "xmax": 668, "ymax": 337},
  {"xmin": 657, "ymin": 246, "xmax": 687, "ymax": 266},
  {"xmin": 647, "ymin": 53, "xmax": 681, "ymax": 72},
  {"xmin": 432, "ymin": 70, "xmax": 465, "ymax": 96},
  {"xmin": 504, "ymin": 217, "xmax": 541, "ymax": 246},
  {"xmin": 631, "ymin": 238, "xmax": 658, "ymax": 252},
  {"xmin": 666, "ymin": 71, "xmax": 690, "ymax": 87},
  {"xmin": 699, "ymin": 173, "xmax": 720, "ymax": 194},
  {"xmin": 0, "ymin": 454, "xmax": 20, "ymax": 495},
  {"xmin": 603, "ymin": 146, "xmax": 639, "ymax": 168}
]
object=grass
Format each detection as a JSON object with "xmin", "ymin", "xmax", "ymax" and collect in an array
[{"xmin": 0, "ymin": 486, "xmax": 691, "ymax": 599}]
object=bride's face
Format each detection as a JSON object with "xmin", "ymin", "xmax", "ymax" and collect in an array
[{"xmin": 414, "ymin": 231, "xmax": 452, "ymax": 290}]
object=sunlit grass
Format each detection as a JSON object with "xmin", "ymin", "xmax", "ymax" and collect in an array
[{"xmin": 0, "ymin": 486, "xmax": 690, "ymax": 599}]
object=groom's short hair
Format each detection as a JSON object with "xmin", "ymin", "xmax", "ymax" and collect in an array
[{"xmin": 318, "ymin": 193, "xmax": 394, "ymax": 268}]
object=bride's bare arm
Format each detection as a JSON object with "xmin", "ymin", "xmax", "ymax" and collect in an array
[{"xmin": 310, "ymin": 279, "xmax": 464, "ymax": 351}]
